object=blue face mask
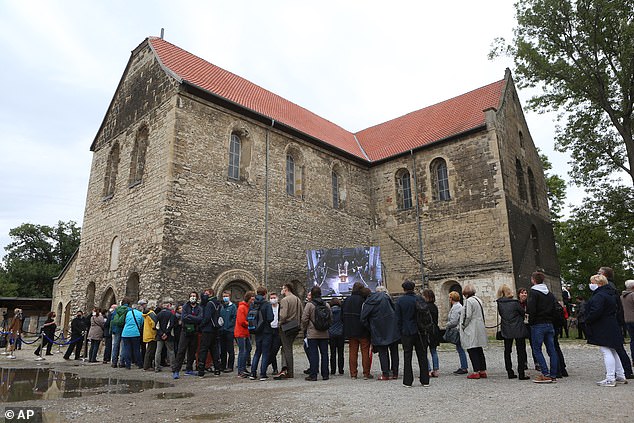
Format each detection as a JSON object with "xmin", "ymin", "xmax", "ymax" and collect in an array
[{"xmin": 223, "ymin": 296, "xmax": 230, "ymax": 303}]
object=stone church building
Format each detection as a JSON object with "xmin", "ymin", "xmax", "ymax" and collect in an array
[{"xmin": 53, "ymin": 36, "xmax": 560, "ymax": 330}]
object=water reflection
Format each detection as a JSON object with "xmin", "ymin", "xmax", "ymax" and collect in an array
[{"xmin": 0, "ymin": 368, "xmax": 171, "ymax": 403}]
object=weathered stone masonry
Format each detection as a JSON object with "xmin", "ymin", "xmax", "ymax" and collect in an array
[{"xmin": 53, "ymin": 38, "xmax": 560, "ymax": 331}]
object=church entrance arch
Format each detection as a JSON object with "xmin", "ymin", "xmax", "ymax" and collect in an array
[
  {"xmin": 213, "ymin": 269, "xmax": 258, "ymax": 303},
  {"xmin": 126, "ymin": 273, "xmax": 140, "ymax": 302},
  {"xmin": 101, "ymin": 287, "xmax": 116, "ymax": 309}
]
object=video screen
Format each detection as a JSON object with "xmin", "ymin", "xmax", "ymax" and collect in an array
[{"xmin": 306, "ymin": 246, "xmax": 382, "ymax": 297}]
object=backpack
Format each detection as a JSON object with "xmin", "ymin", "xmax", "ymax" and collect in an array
[
  {"xmin": 111, "ymin": 306, "xmax": 128, "ymax": 328},
  {"xmin": 415, "ymin": 296, "xmax": 436, "ymax": 335},
  {"xmin": 247, "ymin": 302, "xmax": 264, "ymax": 334},
  {"xmin": 312, "ymin": 299, "xmax": 332, "ymax": 331}
]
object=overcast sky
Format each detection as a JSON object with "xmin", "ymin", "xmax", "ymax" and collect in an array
[{"xmin": 0, "ymin": 0, "xmax": 584, "ymax": 259}]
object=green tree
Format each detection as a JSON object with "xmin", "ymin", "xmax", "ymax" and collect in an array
[
  {"xmin": 539, "ymin": 151, "xmax": 567, "ymax": 221},
  {"xmin": 1, "ymin": 221, "xmax": 80, "ymax": 297},
  {"xmin": 491, "ymin": 0, "xmax": 634, "ymax": 189}
]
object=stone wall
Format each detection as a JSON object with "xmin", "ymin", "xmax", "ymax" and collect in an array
[{"xmin": 73, "ymin": 42, "xmax": 179, "ymax": 310}]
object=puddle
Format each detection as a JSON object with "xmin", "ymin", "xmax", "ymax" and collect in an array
[
  {"xmin": 155, "ymin": 392, "xmax": 195, "ymax": 399},
  {"xmin": 0, "ymin": 368, "xmax": 171, "ymax": 403},
  {"xmin": 188, "ymin": 413, "xmax": 233, "ymax": 421}
]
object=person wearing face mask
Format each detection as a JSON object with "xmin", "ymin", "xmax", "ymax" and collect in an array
[
  {"xmin": 585, "ymin": 274, "xmax": 628, "ymax": 386},
  {"xmin": 219, "ymin": 290, "xmax": 237, "ymax": 373},
  {"xmin": 527, "ymin": 271, "xmax": 559, "ymax": 383},
  {"xmin": 197, "ymin": 289, "xmax": 222, "ymax": 377},
  {"xmin": 266, "ymin": 292, "xmax": 282, "ymax": 376},
  {"xmin": 172, "ymin": 291, "xmax": 203, "ymax": 379}
]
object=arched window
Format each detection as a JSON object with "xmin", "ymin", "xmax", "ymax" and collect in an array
[
  {"xmin": 103, "ymin": 143, "xmax": 120, "ymax": 198},
  {"xmin": 531, "ymin": 225, "xmax": 541, "ymax": 267},
  {"xmin": 286, "ymin": 154, "xmax": 295, "ymax": 196},
  {"xmin": 395, "ymin": 169, "xmax": 413, "ymax": 210},
  {"xmin": 430, "ymin": 158, "xmax": 450, "ymax": 201},
  {"xmin": 332, "ymin": 170, "xmax": 340, "ymax": 209},
  {"xmin": 516, "ymin": 159, "xmax": 527, "ymax": 201},
  {"xmin": 228, "ymin": 133, "xmax": 241, "ymax": 180},
  {"xmin": 519, "ymin": 130, "xmax": 525, "ymax": 148},
  {"xmin": 109, "ymin": 236, "xmax": 120, "ymax": 271},
  {"xmin": 129, "ymin": 126, "xmax": 148, "ymax": 186},
  {"xmin": 528, "ymin": 168, "xmax": 538, "ymax": 209}
]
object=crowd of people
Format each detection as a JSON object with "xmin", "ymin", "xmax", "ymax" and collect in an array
[{"xmin": 4, "ymin": 266, "xmax": 634, "ymax": 389}]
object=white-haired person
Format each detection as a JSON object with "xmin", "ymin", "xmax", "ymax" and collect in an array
[
  {"xmin": 460, "ymin": 284, "xmax": 488, "ymax": 379},
  {"xmin": 585, "ymin": 274, "xmax": 627, "ymax": 386},
  {"xmin": 621, "ymin": 280, "xmax": 634, "ymax": 369}
]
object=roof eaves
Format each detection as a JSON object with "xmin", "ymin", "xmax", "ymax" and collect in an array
[
  {"xmin": 369, "ymin": 124, "xmax": 488, "ymax": 166},
  {"xmin": 181, "ymin": 81, "xmax": 370, "ymax": 165}
]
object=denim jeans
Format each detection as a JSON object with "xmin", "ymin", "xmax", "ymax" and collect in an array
[
  {"xmin": 251, "ymin": 333, "xmax": 273, "ymax": 377},
  {"xmin": 456, "ymin": 342, "xmax": 468, "ymax": 369},
  {"xmin": 530, "ymin": 323, "xmax": 558, "ymax": 377},
  {"xmin": 111, "ymin": 333, "xmax": 122, "ymax": 364},
  {"xmin": 88, "ymin": 339, "xmax": 101, "ymax": 362},
  {"xmin": 236, "ymin": 336, "xmax": 252, "ymax": 375},
  {"xmin": 121, "ymin": 336, "xmax": 142, "ymax": 369},
  {"xmin": 428, "ymin": 345, "xmax": 439, "ymax": 371}
]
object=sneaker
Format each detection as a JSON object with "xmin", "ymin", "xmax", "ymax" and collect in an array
[
  {"xmin": 467, "ymin": 373, "xmax": 480, "ymax": 379},
  {"xmin": 223, "ymin": 369, "xmax": 233, "ymax": 373},
  {"xmin": 422, "ymin": 383, "xmax": 430, "ymax": 388},
  {"xmin": 185, "ymin": 370, "xmax": 196, "ymax": 376},
  {"xmin": 172, "ymin": 372, "xmax": 180, "ymax": 379},
  {"xmin": 304, "ymin": 376, "xmax": 317, "ymax": 381},
  {"xmin": 363, "ymin": 374, "xmax": 374, "ymax": 380},
  {"xmin": 259, "ymin": 376, "xmax": 269, "ymax": 381},
  {"xmin": 402, "ymin": 384, "xmax": 412, "ymax": 388},
  {"xmin": 596, "ymin": 379, "xmax": 616, "ymax": 387},
  {"xmin": 533, "ymin": 374, "xmax": 553, "ymax": 383},
  {"xmin": 479, "ymin": 371, "xmax": 488, "ymax": 379},
  {"xmin": 248, "ymin": 375, "xmax": 257, "ymax": 380},
  {"xmin": 615, "ymin": 378, "xmax": 628, "ymax": 385},
  {"xmin": 377, "ymin": 374, "xmax": 391, "ymax": 381},
  {"xmin": 214, "ymin": 370, "xmax": 221, "ymax": 376},
  {"xmin": 453, "ymin": 368, "xmax": 468, "ymax": 375}
]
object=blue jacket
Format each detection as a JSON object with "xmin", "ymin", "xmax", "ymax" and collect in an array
[
  {"xmin": 181, "ymin": 302, "xmax": 203, "ymax": 332},
  {"xmin": 250, "ymin": 295, "xmax": 274, "ymax": 335},
  {"xmin": 122, "ymin": 308, "xmax": 144, "ymax": 338},
  {"xmin": 585, "ymin": 284, "xmax": 624, "ymax": 349},
  {"xmin": 220, "ymin": 302, "xmax": 237, "ymax": 333},
  {"xmin": 360, "ymin": 292, "xmax": 399, "ymax": 346},
  {"xmin": 328, "ymin": 305, "xmax": 343, "ymax": 337},
  {"xmin": 396, "ymin": 292, "xmax": 419, "ymax": 337}
]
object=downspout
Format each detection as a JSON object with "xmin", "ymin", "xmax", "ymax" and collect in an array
[
  {"xmin": 411, "ymin": 150, "xmax": 427, "ymax": 288},
  {"xmin": 264, "ymin": 119, "xmax": 275, "ymax": 289}
]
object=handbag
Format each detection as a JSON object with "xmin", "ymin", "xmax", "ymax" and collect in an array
[
  {"xmin": 281, "ymin": 319, "xmax": 299, "ymax": 333},
  {"xmin": 443, "ymin": 327, "xmax": 460, "ymax": 344}
]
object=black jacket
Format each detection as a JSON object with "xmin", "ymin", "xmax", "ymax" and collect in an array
[
  {"xmin": 496, "ymin": 297, "xmax": 529, "ymax": 339},
  {"xmin": 199, "ymin": 296, "xmax": 221, "ymax": 333},
  {"xmin": 342, "ymin": 292, "xmax": 370, "ymax": 339},
  {"xmin": 70, "ymin": 316, "xmax": 87, "ymax": 336},
  {"xmin": 396, "ymin": 292, "xmax": 419, "ymax": 337},
  {"xmin": 156, "ymin": 308, "xmax": 176, "ymax": 341},
  {"xmin": 585, "ymin": 284, "xmax": 624, "ymax": 348},
  {"xmin": 527, "ymin": 286, "xmax": 556, "ymax": 326},
  {"xmin": 360, "ymin": 292, "xmax": 399, "ymax": 346}
]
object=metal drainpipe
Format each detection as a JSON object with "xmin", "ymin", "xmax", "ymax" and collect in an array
[
  {"xmin": 264, "ymin": 119, "xmax": 274, "ymax": 289},
  {"xmin": 411, "ymin": 150, "xmax": 427, "ymax": 288}
]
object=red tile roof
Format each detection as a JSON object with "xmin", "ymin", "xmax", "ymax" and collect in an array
[{"xmin": 148, "ymin": 37, "xmax": 505, "ymax": 163}]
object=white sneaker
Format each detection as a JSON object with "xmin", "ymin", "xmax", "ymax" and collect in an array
[
  {"xmin": 596, "ymin": 379, "xmax": 616, "ymax": 387},
  {"xmin": 615, "ymin": 377, "xmax": 628, "ymax": 385}
]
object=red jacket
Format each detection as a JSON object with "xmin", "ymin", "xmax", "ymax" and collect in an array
[{"xmin": 234, "ymin": 301, "xmax": 250, "ymax": 338}]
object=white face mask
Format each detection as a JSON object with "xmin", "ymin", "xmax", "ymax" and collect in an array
[
  {"xmin": 92, "ymin": 312, "xmax": 96, "ymax": 316},
  {"xmin": 189, "ymin": 297, "xmax": 197, "ymax": 303},
  {"xmin": 589, "ymin": 283, "xmax": 599, "ymax": 291},
  {"xmin": 270, "ymin": 298, "xmax": 278, "ymax": 305}
]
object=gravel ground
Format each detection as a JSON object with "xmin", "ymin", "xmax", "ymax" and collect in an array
[{"xmin": 1, "ymin": 338, "xmax": 632, "ymax": 422}]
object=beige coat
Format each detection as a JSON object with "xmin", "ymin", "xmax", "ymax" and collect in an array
[
  {"xmin": 301, "ymin": 301, "xmax": 330, "ymax": 339},
  {"xmin": 459, "ymin": 296, "xmax": 488, "ymax": 349},
  {"xmin": 279, "ymin": 292, "xmax": 303, "ymax": 326}
]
